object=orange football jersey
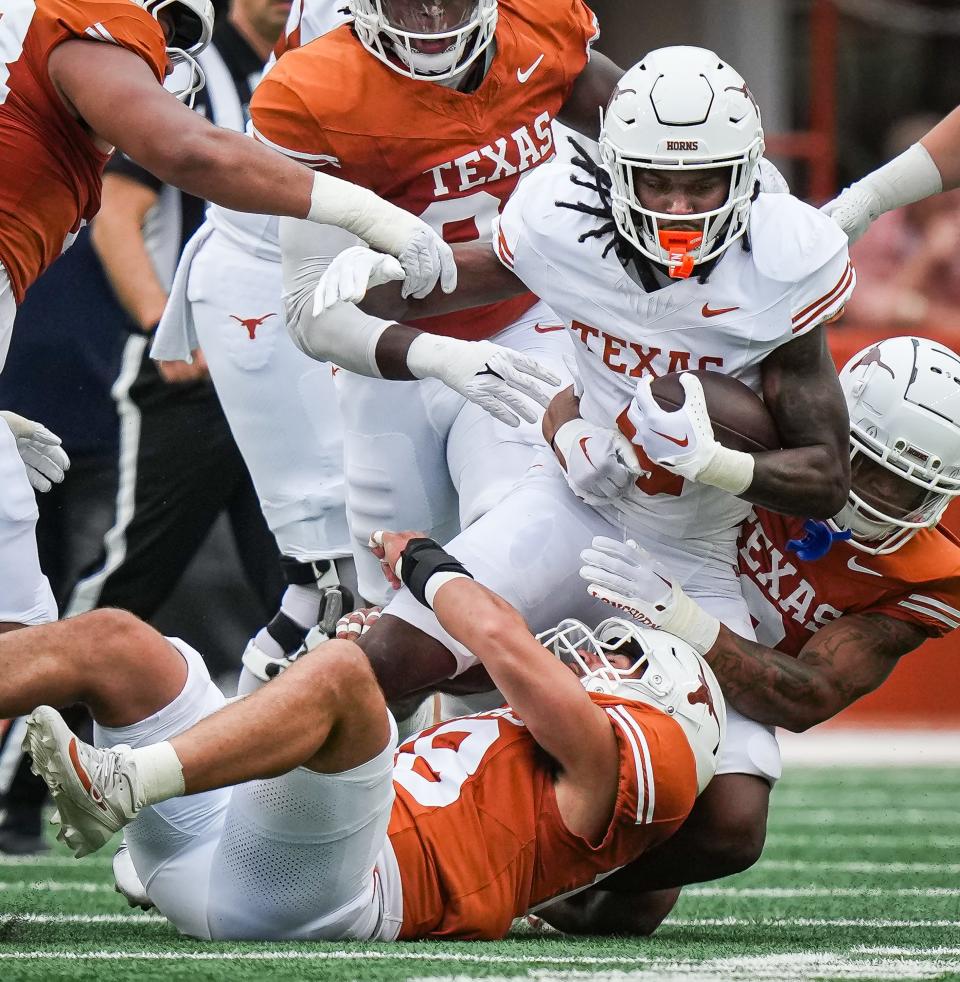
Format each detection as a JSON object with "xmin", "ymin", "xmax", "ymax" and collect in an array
[
  {"xmin": 0, "ymin": 0, "xmax": 167, "ymax": 303},
  {"xmin": 250, "ymin": 0, "xmax": 599, "ymax": 342},
  {"xmin": 738, "ymin": 508, "xmax": 960, "ymax": 655},
  {"xmin": 387, "ymin": 693, "xmax": 698, "ymax": 940}
]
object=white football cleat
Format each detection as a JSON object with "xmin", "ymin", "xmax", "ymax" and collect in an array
[{"xmin": 24, "ymin": 706, "xmax": 144, "ymax": 858}]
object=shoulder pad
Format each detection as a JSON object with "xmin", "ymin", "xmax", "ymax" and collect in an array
[
  {"xmin": 517, "ymin": 159, "xmax": 607, "ymax": 251},
  {"xmin": 748, "ymin": 193, "xmax": 848, "ymax": 284}
]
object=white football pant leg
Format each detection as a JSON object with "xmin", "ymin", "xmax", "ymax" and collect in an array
[
  {"xmin": 187, "ymin": 231, "xmax": 350, "ymax": 562},
  {"xmin": 336, "ymin": 370, "xmax": 461, "ymax": 605},
  {"xmin": 383, "ymin": 452, "xmax": 619, "ymax": 674},
  {"xmin": 0, "ymin": 418, "xmax": 56, "ymax": 625},
  {"xmin": 205, "ymin": 713, "xmax": 400, "ymax": 940},
  {"xmin": 92, "ymin": 639, "xmax": 230, "ymax": 939},
  {"xmin": 447, "ymin": 301, "xmax": 574, "ymax": 530}
]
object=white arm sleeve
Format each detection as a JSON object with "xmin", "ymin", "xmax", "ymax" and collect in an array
[{"xmin": 279, "ymin": 216, "xmax": 394, "ymax": 378}]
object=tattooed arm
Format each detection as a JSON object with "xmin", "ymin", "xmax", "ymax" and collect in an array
[
  {"xmin": 705, "ymin": 613, "xmax": 928, "ymax": 731},
  {"xmin": 746, "ymin": 325, "xmax": 851, "ymax": 519}
]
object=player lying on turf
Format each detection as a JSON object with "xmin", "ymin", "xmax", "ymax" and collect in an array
[
  {"xmin": 537, "ymin": 335, "xmax": 960, "ymax": 933},
  {"xmin": 9, "ymin": 531, "xmax": 724, "ymax": 941},
  {"xmin": 289, "ymin": 45, "xmax": 854, "ymax": 904}
]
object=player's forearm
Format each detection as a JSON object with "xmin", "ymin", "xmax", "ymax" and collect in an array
[
  {"xmin": 704, "ymin": 625, "xmax": 839, "ymax": 731},
  {"xmin": 920, "ymin": 105, "xmax": 960, "ymax": 191},
  {"xmin": 91, "ymin": 204, "xmax": 167, "ymax": 331},
  {"xmin": 742, "ymin": 446, "xmax": 849, "ymax": 519}
]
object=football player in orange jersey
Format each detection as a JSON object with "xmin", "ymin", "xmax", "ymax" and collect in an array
[
  {"xmin": 6, "ymin": 531, "xmax": 720, "ymax": 940},
  {"xmin": 536, "ymin": 335, "xmax": 960, "ymax": 934}
]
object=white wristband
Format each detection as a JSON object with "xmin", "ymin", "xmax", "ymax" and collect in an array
[
  {"xmin": 696, "ymin": 444, "xmax": 754, "ymax": 495},
  {"xmin": 660, "ymin": 585, "xmax": 721, "ymax": 656},
  {"xmin": 424, "ymin": 570, "xmax": 472, "ymax": 609},
  {"xmin": 405, "ymin": 332, "xmax": 460, "ymax": 381},
  {"xmin": 130, "ymin": 741, "xmax": 185, "ymax": 808},
  {"xmin": 307, "ymin": 172, "xmax": 419, "ymax": 256},
  {"xmin": 861, "ymin": 142, "xmax": 943, "ymax": 215}
]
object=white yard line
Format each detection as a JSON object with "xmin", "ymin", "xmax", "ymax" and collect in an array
[
  {"xmin": 773, "ymin": 792, "xmax": 960, "ymax": 808},
  {"xmin": 0, "ymin": 880, "xmax": 112, "ymax": 892},
  {"xmin": 767, "ymin": 810, "xmax": 960, "ymax": 826},
  {"xmin": 765, "ymin": 833, "xmax": 960, "ymax": 849},
  {"xmin": 758, "ymin": 860, "xmax": 960, "ymax": 874},
  {"xmin": 779, "ymin": 730, "xmax": 960, "ymax": 766},
  {"xmin": 687, "ymin": 887, "xmax": 960, "ymax": 898},
  {"xmin": 0, "ymin": 854, "xmax": 111, "ymax": 867}
]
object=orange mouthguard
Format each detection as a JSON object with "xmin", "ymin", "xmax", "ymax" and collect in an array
[{"xmin": 657, "ymin": 229, "xmax": 703, "ymax": 279}]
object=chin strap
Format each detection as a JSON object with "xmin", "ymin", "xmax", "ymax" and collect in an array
[{"xmin": 657, "ymin": 229, "xmax": 703, "ymax": 279}]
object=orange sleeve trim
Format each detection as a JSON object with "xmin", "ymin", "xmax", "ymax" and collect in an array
[{"xmin": 792, "ymin": 261, "xmax": 854, "ymax": 334}]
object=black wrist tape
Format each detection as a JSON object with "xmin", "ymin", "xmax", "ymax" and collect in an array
[{"xmin": 400, "ymin": 537, "xmax": 473, "ymax": 608}]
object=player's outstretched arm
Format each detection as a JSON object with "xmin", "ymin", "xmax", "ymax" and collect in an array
[
  {"xmin": 49, "ymin": 41, "xmax": 454, "ymax": 296},
  {"xmin": 822, "ymin": 107, "xmax": 960, "ymax": 242},
  {"xmin": 373, "ymin": 531, "xmax": 620, "ymax": 828},
  {"xmin": 578, "ymin": 538, "xmax": 924, "ymax": 731},
  {"xmin": 704, "ymin": 615, "xmax": 922, "ymax": 731}
]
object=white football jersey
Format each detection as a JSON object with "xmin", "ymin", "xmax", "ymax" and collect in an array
[
  {"xmin": 493, "ymin": 158, "xmax": 854, "ymax": 547},
  {"xmin": 205, "ymin": 0, "xmax": 352, "ymax": 260}
]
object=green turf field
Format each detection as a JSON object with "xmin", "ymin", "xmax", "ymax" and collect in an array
[{"xmin": 1, "ymin": 764, "xmax": 958, "ymax": 982}]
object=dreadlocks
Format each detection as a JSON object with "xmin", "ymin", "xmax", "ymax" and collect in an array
[{"xmin": 554, "ymin": 137, "xmax": 757, "ymax": 287}]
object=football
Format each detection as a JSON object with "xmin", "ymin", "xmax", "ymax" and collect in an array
[{"xmin": 650, "ymin": 371, "xmax": 781, "ymax": 453}]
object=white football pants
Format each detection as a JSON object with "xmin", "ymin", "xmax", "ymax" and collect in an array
[
  {"xmin": 384, "ymin": 451, "xmax": 782, "ymax": 784},
  {"xmin": 0, "ymin": 265, "xmax": 56, "ymax": 626},
  {"xmin": 337, "ymin": 301, "xmax": 574, "ymax": 603},
  {"xmin": 96, "ymin": 639, "xmax": 403, "ymax": 941},
  {"xmin": 159, "ymin": 228, "xmax": 351, "ymax": 563}
]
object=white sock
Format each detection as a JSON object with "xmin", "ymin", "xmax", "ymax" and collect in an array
[
  {"xmin": 130, "ymin": 742, "xmax": 185, "ymax": 808},
  {"xmin": 253, "ymin": 584, "xmax": 323, "ymax": 660}
]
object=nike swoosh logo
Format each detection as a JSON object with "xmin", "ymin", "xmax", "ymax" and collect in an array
[
  {"xmin": 69, "ymin": 738, "xmax": 108, "ymax": 812},
  {"xmin": 517, "ymin": 54, "xmax": 545, "ymax": 84},
  {"xmin": 533, "ymin": 323, "xmax": 565, "ymax": 334},
  {"xmin": 651, "ymin": 429, "xmax": 690, "ymax": 448},
  {"xmin": 847, "ymin": 555, "xmax": 882, "ymax": 577},
  {"xmin": 702, "ymin": 303, "xmax": 741, "ymax": 318},
  {"xmin": 579, "ymin": 435, "xmax": 593, "ymax": 465}
]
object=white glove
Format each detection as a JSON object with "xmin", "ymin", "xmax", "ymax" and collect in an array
[
  {"xmin": 821, "ymin": 143, "xmax": 942, "ymax": 244},
  {"xmin": 394, "ymin": 222, "xmax": 458, "ymax": 300},
  {"xmin": 626, "ymin": 374, "xmax": 753, "ymax": 494},
  {"xmin": 336, "ymin": 606, "xmax": 382, "ymax": 640},
  {"xmin": 406, "ymin": 334, "xmax": 561, "ymax": 428},
  {"xmin": 307, "ymin": 172, "xmax": 457, "ymax": 300},
  {"xmin": 0, "ymin": 411, "xmax": 70, "ymax": 493},
  {"xmin": 313, "ymin": 247, "xmax": 404, "ymax": 316},
  {"xmin": 579, "ymin": 536, "xmax": 720, "ymax": 655},
  {"xmin": 552, "ymin": 417, "xmax": 639, "ymax": 504}
]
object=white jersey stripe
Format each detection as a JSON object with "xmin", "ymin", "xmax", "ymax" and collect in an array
[
  {"xmin": 249, "ymin": 125, "xmax": 341, "ymax": 167},
  {"xmin": 908, "ymin": 593, "xmax": 960, "ymax": 619},
  {"xmin": 898, "ymin": 600, "xmax": 960, "ymax": 630},
  {"xmin": 613, "ymin": 705, "xmax": 657, "ymax": 824},
  {"xmin": 605, "ymin": 707, "xmax": 647, "ymax": 825},
  {"xmin": 792, "ymin": 262, "xmax": 854, "ymax": 333}
]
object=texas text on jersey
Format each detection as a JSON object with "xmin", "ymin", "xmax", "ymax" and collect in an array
[
  {"xmin": 387, "ymin": 694, "xmax": 697, "ymax": 940},
  {"xmin": 0, "ymin": 0, "xmax": 167, "ymax": 306},
  {"xmin": 491, "ymin": 159, "xmax": 855, "ymax": 542},
  {"xmin": 738, "ymin": 508, "xmax": 960, "ymax": 654},
  {"xmin": 248, "ymin": 0, "xmax": 598, "ymax": 341}
]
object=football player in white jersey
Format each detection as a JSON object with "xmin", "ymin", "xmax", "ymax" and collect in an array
[{"xmin": 300, "ymin": 45, "xmax": 854, "ymax": 889}]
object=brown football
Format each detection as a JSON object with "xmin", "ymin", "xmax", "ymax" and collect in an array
[{"xmin": 649, "ymin": 371, "xmax": 780, "ymax": 453}]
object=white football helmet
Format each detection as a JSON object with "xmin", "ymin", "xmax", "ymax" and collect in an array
[
  {"xmin": 350, "ymin": 0, "xmax": 497, "ymax": 81},
  {"xmin": 832, "ymin": 336, "xmax": 960, "ymax": 554},
  {"xmin": 598, "ymin": 46, "xmax": 764, "ymax": 277},
  {"xmin": 135, "ymin": 0, "xmax": 214, "ymax": 105},
  {"xmin": 537, "ymin": 617, "xmax": 726, "ymax": 794}
]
